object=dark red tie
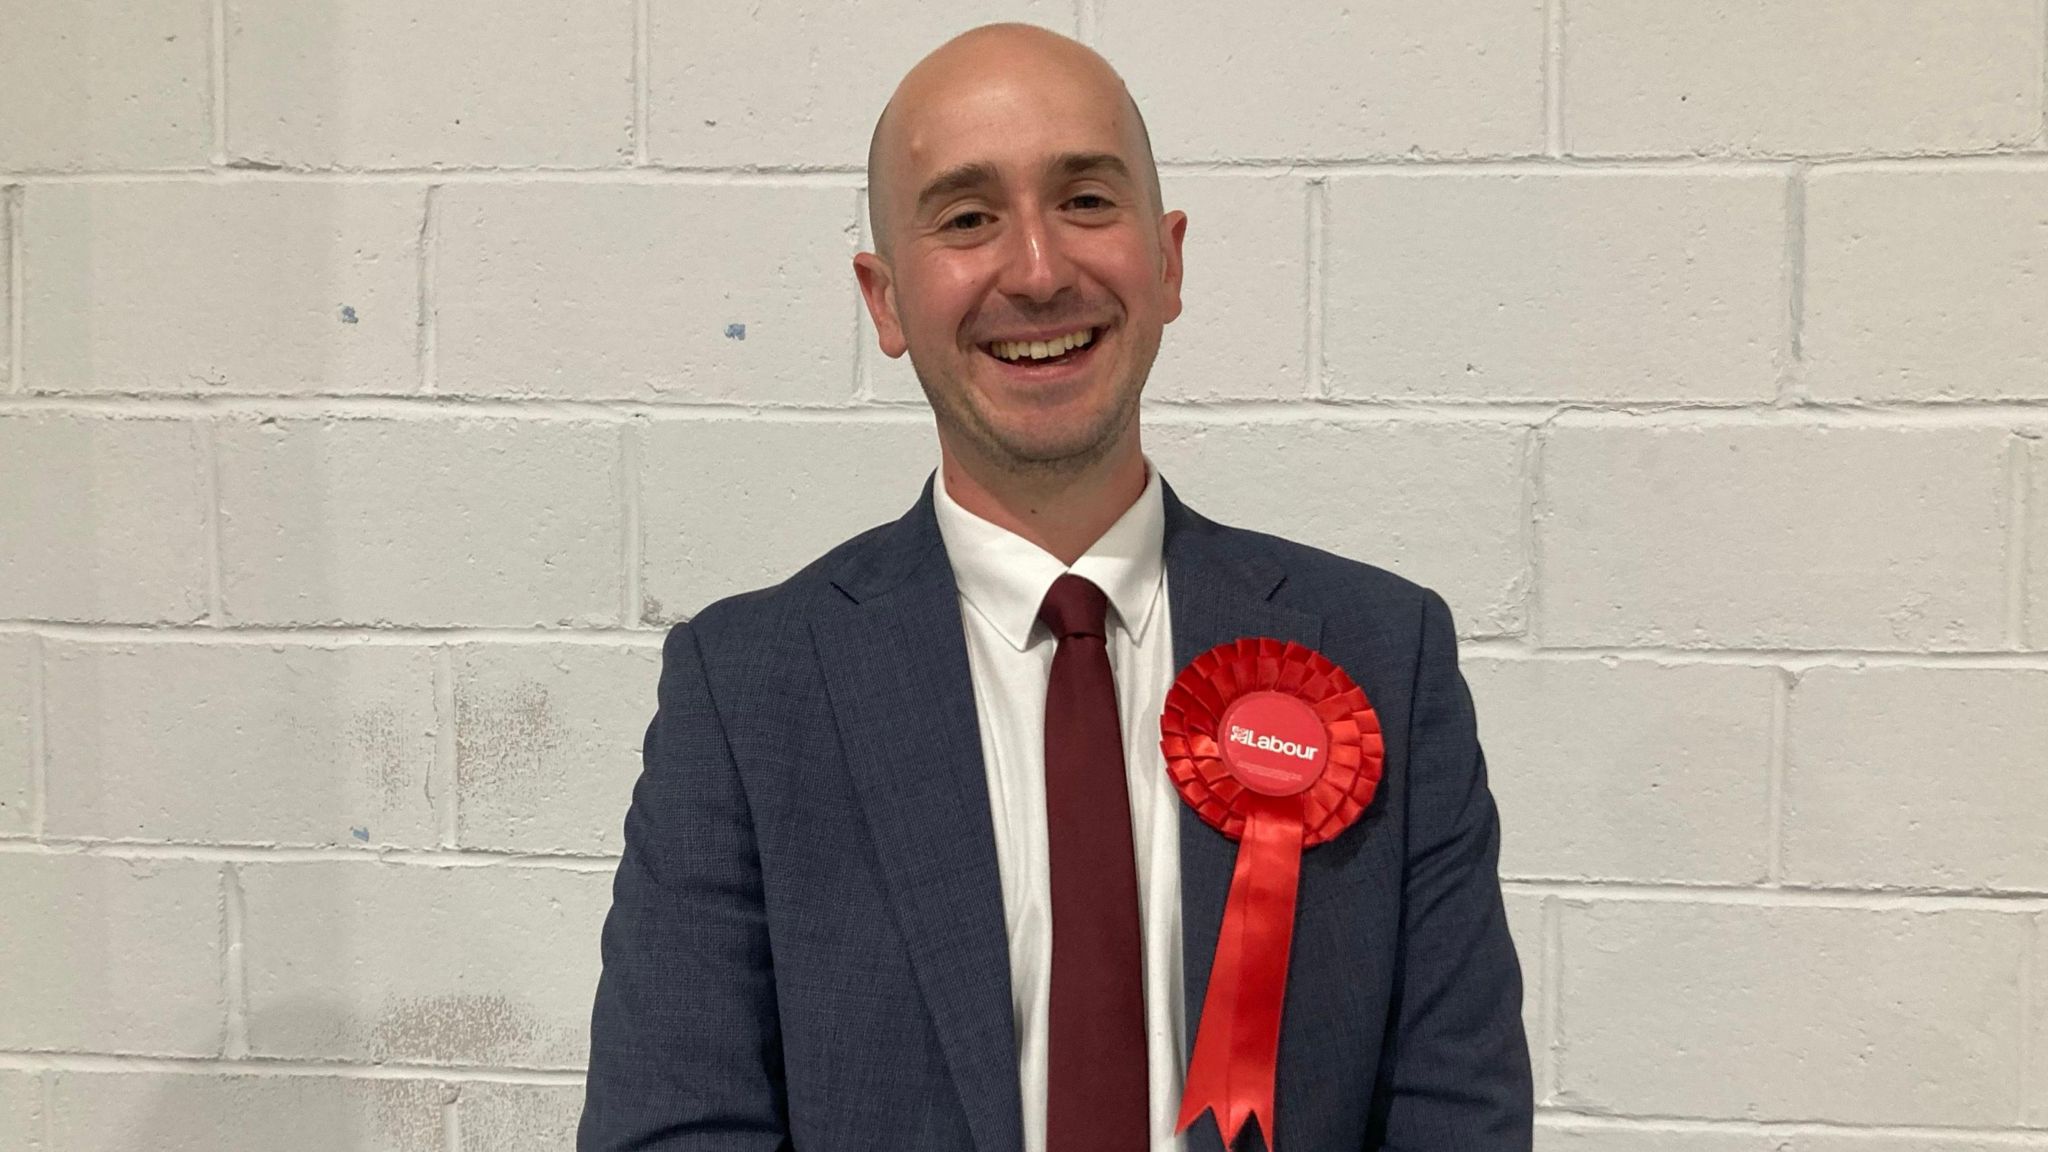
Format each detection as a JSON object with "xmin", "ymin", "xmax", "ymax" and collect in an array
[{"xmin": 1039, "ymin": 573, "xmax": 1150, "ymax": 1152}]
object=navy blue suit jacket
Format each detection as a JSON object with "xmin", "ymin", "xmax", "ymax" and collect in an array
[{"xmin": 580, "ymin": 475, "xmax": 1533, "ymax": 1151}]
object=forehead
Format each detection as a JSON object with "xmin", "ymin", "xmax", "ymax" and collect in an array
[{"xmin": 892, "ymin": 66, "xmax": 1134, "ymax": 191}]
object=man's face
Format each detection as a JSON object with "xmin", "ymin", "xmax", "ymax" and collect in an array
[{"xmin": 855, "ymin": 52, "xmax": 1187, "ymax": 474}]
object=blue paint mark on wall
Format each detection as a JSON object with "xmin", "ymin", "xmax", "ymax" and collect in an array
[
  {"xmin": 724, "ymin": 323, "xmax": 746, "ymax": 341},
  {"xmin": 351, "ymin": 825, "xmax": 370, "ymax": 842},
  {"xmin": 340, "ymin": 305, "xmax": 359, "ymax": 324}
]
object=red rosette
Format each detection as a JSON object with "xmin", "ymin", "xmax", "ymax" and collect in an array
[{"xmin": 1161, "ymin": 637, "xmax": 1383, "ymax": 1151}]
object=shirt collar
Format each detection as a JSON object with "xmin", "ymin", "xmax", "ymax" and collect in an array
[{"xmin": 933, "ymin": 457, "xmax": 1167, "ymax": 653}]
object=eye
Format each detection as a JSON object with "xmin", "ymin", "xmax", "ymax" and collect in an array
[
  {"xmin": 1069, "ymin": 193, "xmax": 1113, "ymax": 210},
  {"xmin": 943, "ymin": 210, "xmax": 990, "ymax": 231}
]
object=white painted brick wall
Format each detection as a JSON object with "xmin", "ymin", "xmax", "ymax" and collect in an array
[{"xmin": 2, "ymin": 1, "xmax": 2045, "ymax": 1147}]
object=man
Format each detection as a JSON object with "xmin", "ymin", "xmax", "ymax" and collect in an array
[{"xmin": 580, "ymin": 22, "xmax": 1531, "ymax": 1152}]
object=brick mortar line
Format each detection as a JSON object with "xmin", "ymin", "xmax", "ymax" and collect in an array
[
  {"xmin": 38, "ymin": 1069, "xmax": 51, "ymax": 1149},
  {"xmin": 1520, "ymin": 422, "xmax": 1546, "ymax": 644},
  {"xmin": 433, "ymin": 647, "xmax": 458, "ymax": 848},
  {"xmin": 417, "ymin": 186, "xmax": 439, "ymax": 394},
  {"xmin": 199, "ymin": 421, "xmax": 224, "ymax": 621},
  {"xmin": 1, "ymin": 623, "xmax": 669, "ymax": 645},
  {"xmin": 1537, "ymin": 1110, "xmax": 2048, "ymax": 1139},
  {"xmin": 0, "ymin": 838, "xmax": 2041, "ymax": 906},
  {"xmin": 27, "ymin": 634, "xmax": 45, "ymax": 840},
  {"xmin": 1075, "ymin": 0, "xmax": 1098, "ymax": 43},
  {"xmin": 2020, "ymin": 913, "xmax": 2036, "ymax": 1125},
  {"xmin": 1539, "ymin": 895, "xmax": 1559, "ymax": 1105},
  {"xmin": 1506, "ymin": 880, "xmax": 2048, "ymax": 910},
  {"xmin": 0, "ymin": 839, "xmax": 621, "ymax": 869},
  {"xmin": 6, "ymin": 184, "xmax": 22, "ymax": 395},
  {"xmin": 0, "ymin": 1053, "xmax": 586, "ymax": 1084},
  {"xmin": 621, "ymin": 424, "xmax": 643, "ymax": 626},
  {"xmin": 1765, "ymin": 669, "xmax": 1791, "ymax": 884},
  {"xmin": 2009, "ymin": 437, "xmax": 2033, "ymax": 648},
  {"xmin": 632, "ymin": 0, "xmax": 650, "ymax": 167},
  {"xmin": 9, "ymin": 152, "xmax": 2048, "ymax": 184},
  {"xmin": 443, "ymin": 1095, "xmax": 463, "ymax": 1152},
  {"xmin": 221, "ymin": 864, "xmax": 248, "ymax": 1059},
  {"xmin": 1544, "ymin": 0, "xmax": 1564, "ymax": 157},
  {"xmin": 208, "ymin": 0, "xmax": 226, "ymax": 165},
  {"xmin": 8, "ymin": 395, "xmax": 2048, "ymax": 424},
  {"xmin": 1777, "ymin": 165, "xmax": 1808, "ymax": 403},
  {"xmin": 1303, "ymin": 178, "xmax": 1326, "ymax": 398},
  {"xmin": 5, "ymin": 623, "xmax": 2046, "ymax": 666}
]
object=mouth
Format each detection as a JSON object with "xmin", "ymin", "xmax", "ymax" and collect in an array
[{"xmin": 976, "ymin": 324, "xmax": 1108, "ymax": 379}]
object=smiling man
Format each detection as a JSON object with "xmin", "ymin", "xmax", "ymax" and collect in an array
[{"xmin": 580, "ymin": 22, "xmax": 1532, "ymax": 1152}]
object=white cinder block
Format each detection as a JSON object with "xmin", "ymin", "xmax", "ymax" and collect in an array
[
  {"xmin": 1470, "ymin": 659, "xmax": 1774, "ymax": 883},
  {"xmin": 1502, "ymin": 891, "xmax": 1545, "ymax": 1098},
  {"xmin": 865, "ymin": 173, "xmax": 1312, "ymax": 404},
  {"xmin": 453, "ymin": 643, "xmax": 658, "ymax": 853},
  {"xmin": 47, "ymin": 1072, "xmax": 451, "ymax": 1152},
  {"xmin": 646, "ymin": 3, "xmax": 1071, "ymax": 167},
  {"xmin": 435, "ymin": 184, "xmax": 859, "ymax": 403},
  {"xmin": 0, "ymin": 636, "xmax": 30, "ymax": 835},
  {"xmin": 216, "ymin": 419, "xmax": 621, "ymax": 627},
  {"xmin": 1557, "ymin": 902, "xmax": 2027, "ymax": 1123},
  {"xmin": 1324, "ymin": 172, "xmax": 1786, "ymax": 401},
  {"xmin": 0, "ymin": 1072, "xmax": 41, "ymax": 1152},
  {"xmin": 1562, "ymin": 0, "xmax": 2043, "ymax": 156},
  {"xmin": 459, "ymin": 1083, "xmax": 584, "ymax": 1152},
  {"xmin": 1152, "ymin": 174, "xmax": 1308, "ymax": 400},
  {"xmin": 1805, "ymin": 168, "xmax": 2048, "ymax": 401},
  {"xmin": 1147, "ymin": 419, "xmax": 1528, "ymax": 636},
  {"xmin": 0, "ymin": 0, "xmax": 210, "ymax": 171},
  {"xmin": 1535, "ymin": 1124, "xmax": 1774, "ymax": 1152},
  {"xmin": 0, "ymin": 416, "xmax": 210, "ymax": 624},
  {"xmin": 1538, "ymin": 423, "xmax": 2009, "ymax": 650},
  {"xmin": 0, "ymin": 856, "xmax": 223, "ymax": 1055},
  {"xmin": 639, "ymin": 420, "xmax": 936, "ymax": 620},
  {"xmin": 43, "ymin": 642, "xmax": 438, "ymax": 848},
  {"xmin": 1100, "ymin": 0, "xmax": 1545, "ymax": 160},
  {"xmin": 226, "ymin": 0, "xmax": 632, "ymax": 168},
  {"xmin": 241, "ymin": 862, "xmax": 608, "ymax": 1068},
  {"xmin": 1786, "ymin": 667, "xmax": 2048, "ymax": 892},
  {"xmin": 23, "ymin": 183, "xmax": 423, "ymax": 395}
]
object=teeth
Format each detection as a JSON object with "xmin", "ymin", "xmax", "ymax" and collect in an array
[{"xmin": 991, "ymin": 327, "xmax": 1097, "ymax": 362}]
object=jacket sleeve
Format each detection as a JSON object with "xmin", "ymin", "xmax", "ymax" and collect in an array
[
  {"xmin": 1368, "ymin": 590, "xmax": 1535, "ymax": 1150},
  {"xmin": 579, "ymin": 619, "xmax": 791, "ymax": 1152}
]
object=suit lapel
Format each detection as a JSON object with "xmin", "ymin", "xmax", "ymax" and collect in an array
[
  {"xmin": 812, "ymin": 478, "xmax": 1023, "ymax": 1152},
  {"xmin": 1161, "ymin": 481, "xmax": 1324, "ymax": 1152}
]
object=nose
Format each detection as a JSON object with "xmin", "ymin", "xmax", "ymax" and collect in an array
[{"xmin": 995, "ymin": 204, "xmax": 1078, "ymax": 304}]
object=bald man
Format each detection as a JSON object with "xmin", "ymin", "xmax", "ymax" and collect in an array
[{"xmin": 580, "ymin": 23, "xmax": 1532, "ymax": 1152}]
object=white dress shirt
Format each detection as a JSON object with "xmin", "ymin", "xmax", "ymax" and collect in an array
[{"xmin": 932, "ymin": 459, "xmax": 1187, "ymax": 1152}]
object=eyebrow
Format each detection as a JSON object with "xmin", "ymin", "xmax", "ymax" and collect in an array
[{"xmin": 912, "ymin": 152, "xmax": 1135, "ymax": 218}]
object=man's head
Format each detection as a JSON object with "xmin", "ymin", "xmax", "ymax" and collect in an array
[{"xmin": 854, "ymin": 24, "xmax": 1186, "ymax": 481}]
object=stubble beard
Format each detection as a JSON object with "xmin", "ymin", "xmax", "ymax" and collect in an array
[{"xmin": 915, "ymin": 344, "xmax": 1152, "ymax": 484}]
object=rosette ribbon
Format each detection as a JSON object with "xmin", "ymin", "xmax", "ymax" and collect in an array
[{"xmin": 1161, "ymin": 637, "xmax": 1383, "ymax": 1151}]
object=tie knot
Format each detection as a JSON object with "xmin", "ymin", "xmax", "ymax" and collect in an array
[{"xmin": 1038, "ymin": 573, "xmax": 1109, "ymax": 640}]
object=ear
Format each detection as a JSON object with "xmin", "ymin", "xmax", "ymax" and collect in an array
[
  {"xmin": 1157, "ymin": 209, "xmax": 1189, "ymax": 325},
  {"xmin": 853, "ymin": 251, "xmax": 909, "ymax": 358}
]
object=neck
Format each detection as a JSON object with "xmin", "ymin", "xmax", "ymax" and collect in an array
[{"xmin": 939, "ymin": 435, "xmax": 1148, "ymax": 566}]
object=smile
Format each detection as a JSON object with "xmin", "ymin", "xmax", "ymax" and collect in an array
[{"xmin": 981, "ymin": 326, "xmax": 1102, "ymax": 366}]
